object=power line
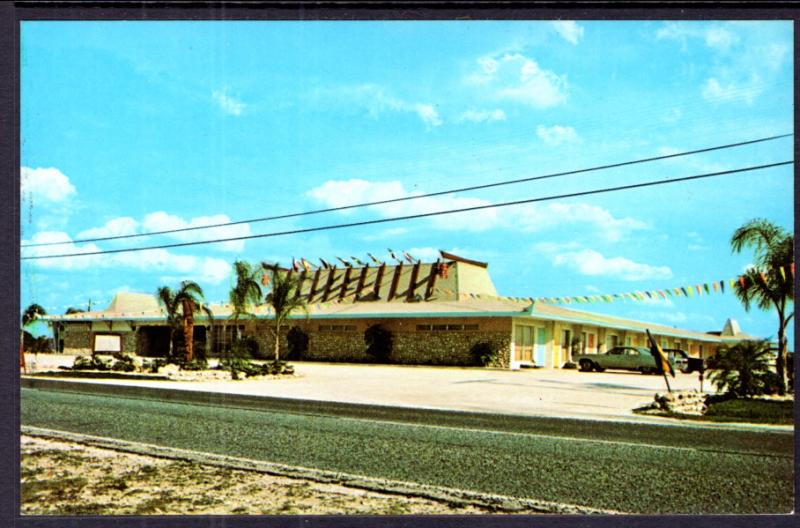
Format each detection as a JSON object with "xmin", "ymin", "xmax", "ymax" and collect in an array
[
  {"xmin": 22, "ymin": 160, "xmax": 792, "ymax": 261},
  {"xmin": 22, "ymin": 133, "xmax": 793, "ymax": 248}
]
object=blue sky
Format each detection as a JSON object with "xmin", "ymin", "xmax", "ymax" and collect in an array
[{"xmin": 20, "ymin": 20, "xmax": 794, "ymax": 346}]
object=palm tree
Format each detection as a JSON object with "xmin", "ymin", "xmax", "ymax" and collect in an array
[
  {"xmin": 229, "ymin": 260, "xmax": 263, "ymax": 326},
  {"xmin": 707, "ymin": 340, "xmax": 775, "ymax": 397},
  {"xmin": 157, "ymin": 281, "xmax": 212, "ymax": 363},
  {"xmin": 731, "ymin": 219, "xmax": 794, "ymax": 394},
  {"xmin": 261, "ymin": 263, "xmax": 307, "ymax": 362}
]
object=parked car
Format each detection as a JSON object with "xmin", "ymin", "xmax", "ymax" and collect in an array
[
  {"xmin": 575, "ymin": 346, "xmax": 680, "ymax": 374},
  {"xmin": 663, "ymin": 348, "xmax": 705, "ymax": 373}
]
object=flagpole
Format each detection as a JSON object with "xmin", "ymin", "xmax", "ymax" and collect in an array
[{"xmin": 663, "ymin": 371, "xmax": 672, "ymax": 393}]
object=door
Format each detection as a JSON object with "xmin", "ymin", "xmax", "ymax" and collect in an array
[
  {"xmin": 514, "ymin": 325, "xmax": 534, "ymax": 362},
  {"xmin": 534, "ymin": 327, "xmax": 546, "ymax": 366}
]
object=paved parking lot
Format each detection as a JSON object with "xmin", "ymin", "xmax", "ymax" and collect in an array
[{"xmin": 25, "ymin": 355, "xmax": 713, "ymax": 423}]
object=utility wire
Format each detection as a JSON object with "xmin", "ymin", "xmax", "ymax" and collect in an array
[
  {"xmin": 22, "ymin": 133, "xmax": 793, "ymax": 248},
  {"xmin": 22, "ymin": 160, "xmax": 792, "ymax": 260}
]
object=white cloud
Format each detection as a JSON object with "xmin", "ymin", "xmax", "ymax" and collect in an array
[
  {"xmin": 76, "ymin": 217, "xmax": 139, "ymax": 240},
  {"xmin": 141, "ymin": 212, "xmax": 251, "ymax": 252},
  {"xmin": 20, "ymin": 167, "xmax": 76, "ymax": 203},
  {"xmin": 467, "ymin": 53, "xmax": 568, "ymax": 108},
  {"xmin": 319, "ymin": 84, "xmax": 442, "ymax": 127},
  {"xmin": 458, "ymin": 108, "xmax": 507, "ymax": 123},
  {"xmin": 701, "ymin": 75, "xmax": 762, "ymax": 103},
  {"xmin": 552, "ymin": 21, "xmax": 584, "ymax": 44},
  {"xmin": 656, "ymin": 22, "xmax": 788, "ymax": 105},
  {"xmin": 704, "ymin": 27, "xmax": 738, "ymax": 51},
  {"xmin": 520, "ymin": 203, "xmax": 648, "ymax": 242},
  {"xmin": 550, "ymin": 249, "xmax": 673, "ymax": 281},
  {"xmin": 413, "ymin": 103, "xmax": 443, "ymax": 127},
  {"xmin": 22, "ymin": 231, "xmax": 232, "ymax": 285},
  {"xmin": 212, "ymin": 90, "xmax": 246, "ymax": 116},
  {"xmin": 306, "ymin": 179, "xmax": 498, "ymax": 231},
  {"xmin": 536, "ymin": 125, "xmax": 579, "ymax": 146}
]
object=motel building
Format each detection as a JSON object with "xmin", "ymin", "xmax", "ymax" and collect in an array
[{"xmin": 47, "ymin": 251, "xmax": 757, "ymax": 369}]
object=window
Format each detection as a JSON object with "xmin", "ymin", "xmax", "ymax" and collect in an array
[
  {"xmin": 94, "ymin": 334, "xmax": 121, "ymax": 353},
  {"xmin": 212, "ymin": 325, "xmax": 245, "ymax": 355},
  {"xmin": 319, "ymin": 324, "xmax": 356, "ymax": 332},
  {"xmin": 417, "ymin": 323, "xmax": 479, "ymax": 332},
  {"xmin": 581, "ymin": 332, "xmax": 587, "ymax": 353}
]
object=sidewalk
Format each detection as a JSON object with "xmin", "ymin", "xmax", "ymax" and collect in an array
[{"xmin": 22, "ymin": 358, "xmax": 794, "ymax": 430}]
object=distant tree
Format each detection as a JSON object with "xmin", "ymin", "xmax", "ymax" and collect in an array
[
  {"xmin": 707, "ymin": 340, "xmax": 778, "ymax": 397},
  {"xmin": 22, "ymin": 303, "xmax": 46, "ymax": 328},
  {"xmin": 64, "ymin": 307, "xmax": 85, "ymax": 315},
  {"xmin": 261, "ymin": 263, "xmax": 307, "ymax": 362},
  {"xmin": 157, "ymin": 281, "xmax": 213, "ymax": 363},
  {"xmin": 730, "ymin": 218, "xmax": 794, "ymax": 394}
]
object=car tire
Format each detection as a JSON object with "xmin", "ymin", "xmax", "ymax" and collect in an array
[{"xmin": 579, "ymin": 359, "xmax": 593, "ymax": 372}]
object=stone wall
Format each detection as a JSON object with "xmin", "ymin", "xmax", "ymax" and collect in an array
[
  {"xmin": 653, "ymin": 390, "xmax": 708, "ymax": 415},
  {"xmin": 254, "ymin": 316, "xmax": 513, "ymax": 367},
  {"xmin": 62, "ymin": 323, "xmax": 92, "ymax": 355}
]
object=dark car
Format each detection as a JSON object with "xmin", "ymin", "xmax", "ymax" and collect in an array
[{"xmin": 664, "ymin": 348, "xmax": 705, "ymax": 373}]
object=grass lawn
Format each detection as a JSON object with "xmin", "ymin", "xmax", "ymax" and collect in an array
[
  {"xmin": 702, "ymin": 398, "xmax": 794, "ymax": 425},
  {"xmin": 640, "ymin": 397, "xmax": 795, "ymax": 425}
]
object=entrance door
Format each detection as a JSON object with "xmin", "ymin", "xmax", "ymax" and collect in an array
[
  {"xmin": 534, "ymin": 327, "xmax": 546, "ymax": 365},
  {"xmin": 514, "ymin": 325, "xmax": 534, "ymax": 362}
]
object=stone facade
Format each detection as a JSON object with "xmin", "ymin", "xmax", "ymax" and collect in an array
[
  {"xmin": 62, "ymin": 323, "xmax": 92, "ymax": 355},
  {"xmin": 263, "ymin": 316, "xmax": 513, "ymax": 367}
]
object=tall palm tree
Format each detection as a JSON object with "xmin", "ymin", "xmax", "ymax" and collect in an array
[
  {"xmin": 157, "ymin": 281, "xmax": 212, "ymax": 363},
  {"xmin": 261, "ymin": 263, "xmax": 307, "ymax": 362},
  {"xmin": 731, "ymin": 218, "xmax": 794, "ymax": 394},
  {"xmin": 229, "ymin": 260, "xmax": 263, "ymax": 323}
]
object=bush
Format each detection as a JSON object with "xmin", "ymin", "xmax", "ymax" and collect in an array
[
  {"xmin": 143, "ymin": 358, "xmax": 167, "ymax": 373},
  {"xmin": 110, "ymin": 354, "xmax": 136, "ymax": 372},
  {"xmin": 72, "ymin": 355, "xmax": 111, "ymax": 371},
  {"xmin": 562, "ymin": 361, "xmax": 578, "ymax": 370},
  {"xmin": 178, "ymin": 358, "xmax": 209, "ymax": 371},
  {"xmin": 364, "ymin": 324, "xmax": 393, "ymax": 363},
  {"xmin": 707, "ymin": 340, "xmax": 777, "ymax": 397},
  {"xmin": 470, "ymin": 341, "xmax": 497, "ymax": 366},
  {"xmin": 218, "ymin": 357, "xmax": 294, "ymax": 379},
  {"xmin": 286, "ymin": 327, "xmax": 309, "ymax": 360}
]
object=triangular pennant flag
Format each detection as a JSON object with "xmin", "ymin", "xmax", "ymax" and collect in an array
[
  {"xmin": 739, "ymin": 276, "xmax": 747, "ymax": 288},
  {"xmin": 695, "ymin": 285, "xmax": 702, "ymax": 295},
  {"xmin": 729, "ymin": 278, "xmax": 736, "ymax": 289},
  {"xmin": 703, "ymin": 283, "xmax": 710, "ymax": 294},
  {"xmin": 720, "ymin": 280, "xmax": 725, "ymax": 293},
  {"xmin": 780, "ymin": 267, "xmax": 787, "ymax": 281},
  {"xmin": 712, "ymin": 282, "xmax": 718, "ymax": 293},
  {"xmin": 759, "ymin": 272, "xmax": 768, "ymax": 284}
]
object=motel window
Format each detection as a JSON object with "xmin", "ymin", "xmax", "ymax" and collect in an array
[
  {"xmin": 318, "ymin": 325, "xmax": 356, "ymax": 332},
  {"xmin": 94, "ymin": 334, "xmax": 121, "ymax": 353},
  {"xmin": 212, "ymin": 325, "xmax": 245, "ymax": 355},
  {"xmin": 417, "ymin": 323, "xmax": 479, "ymax": 332}
]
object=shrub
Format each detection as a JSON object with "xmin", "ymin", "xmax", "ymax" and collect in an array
[
  {"xmin": 707, "ymin": 340, "xmax": 776, "ymax": 397},
  {"xmin": 470, "ymin": 341, "xmax": 497, "ymax": 366},
  {"xmin": 143, "ymin": 358, "xmax": 167, "ymax": 373},
  {"xmin": 110, "ymin": 354, "xmax": 136, "ymax": 372},
  {"xmin": 178, "ymin": 358, "xmax": 209, "ymax": 371},
  {"xmin": 286, "ymin": 327, "xmax": 309, "ymax": 360},
  {"xmin": 562, "ymin": 361, "xmax": 578, "ymax": 370},
  {"xmin": 364, "ymin": 324, "xmax": 393, "ymax": 363},
  {"xmin": 72, "ymin": 354, "xmax": 111, "ymax": 371}
]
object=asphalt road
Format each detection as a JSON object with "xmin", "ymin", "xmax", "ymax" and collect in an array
[{"xmin": 21, "ymin": 387, "xmax": 794, "ymax": 514}]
